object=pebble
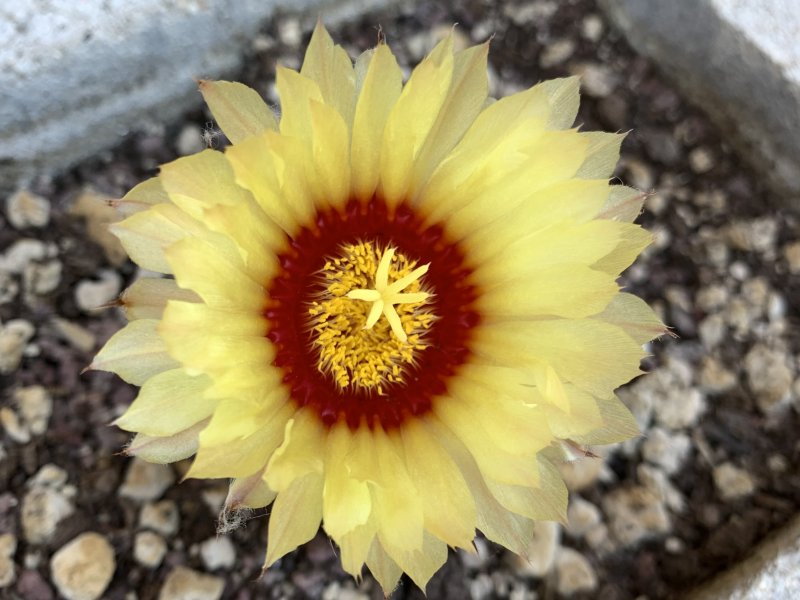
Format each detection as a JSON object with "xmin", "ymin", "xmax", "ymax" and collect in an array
[
  {"xmin": 50, "ymin": 318, "xmax": 97, "ymax": 352},
  {"xmin": 744, "ymin": 344, "xmax": 794, "ymax": 412},
  {"xmin": 470, "ymin": 573, "xmax": 493, "ymax": 600},
  {"xmin": 689, "ymin": 147, "xmax": 716, "ymax": 173},
  {"xmin": 133, "ymin": 531, "xmax": 167, "ymax": 568},
  {"xmin": 783, "ymin": 241, "xmax": 800, "ymax": 273},
  {"xmin": 0, "ymin": 319, "xmax": 35, "ymax": 374},
  {"xmin": 727, "ymin": 218, "xmax": 778, "ymax": 253},
  {"xmin": 5, "ymin": 189, "xmax": 50, "ymax": 229},
  {"xmin": 21, "ymin": 465, "xmax": 75, "ymax": 544},
  {"xmin": 638, "ymin": 464, "xmax": 686, "ymax": 513},
  {"xmin": 0, "ymin": 239, "xmax": 48, "ymax": 273},
  {"xmin": 69, "ymin": 188, "xmax": 127, "ymax": 266},
  {"xmin": 158, "ymin": 566, "xmax": 224, "ymax": 600},
  {"xmin": 696, "ymin": 284, "xmax": 729, "ymax": 312},
  {"xmin": 566, "ymin": 497, "xmax": 601, "ymax": 538},
  {"xmin": 713, "ymin": 462, "xmax": 756, "ymax": 501},
  {"xmin": 555, "ymin": 548, "xmax": 598, "ymax": 596},
  {"xmin": 539, "ymin": 39, "xmax": 575, "ymax": 68},
  {"xmin": 698, "ymin": 314, "xmax": 727, "ymax": 350},
  {"xmin": 0, "ymin": 408, "xmax": 29, "ymax": 443},
  {"xmin": 0, "ymin": 270, "xmax": 18, "ymax": 305},
  {"xmin": 50, "ymin": 533, "xmax": 115, "ymax": 600},
  {"xmin": 74, "ymin": 270, "xmax": 122, "ymax": 312},
  {"xmin": 140, "ymin": 500, "xmax": 180, "ymax": 537},
  {"xmin": 622, "ymin": 158, "xmax": 655, "ymax": 190},
  {"xmin": 558, "ymin": 455, "xmax": 606, "ymax": 491},
  {"xmin": 14, "ymin": 386, "xmax": 52, "ymax": 436},
  {"xmin": 699, "ymin": 357, "xmax": 738, "ymax": 394},
  {"xmin": 503, "ymin": 1, "xmax": 557, "ymax": 25},
  {"xmin": 512, "ymin": 521, "xmax": 560, "ymax": 577},
  {"xmin": 461, "ymin": 537, "xmax": 491, "ymax": 570},
  {"xmin": 176, "ymin": 124, "xmax": 205, "ymax": 156},
  {"xmin": 119, "ymin": 458, "xmax": 175, "ymax": 502},
  {"xmin": 581, "ymin": 14, "xmax": 604, "ymax": 42},
  {"xmin": 573, "ymin": 63, "xmax": 619, "ymax": 97},
  {"xmin": 200, "ymin": 536, "xmax": 236, "ymax": 570},
  {"xmin": 0, "ymin": 533, "xmax": 16, "ymax": 588},
  {"xmin": 603, "ymin": 486, "xmax": 671, "ymax": 546},
  {"xmin": 277, "ymin": 17, "xmax": 301, "ymax": 46},
  {"xmin": 641, "ymin": 427, "xmax": 691, "ymax": 475},
  {"xmin": 654, "ymin": 387, "xmax": 705, "ymax": 430},
  {"xmin": 25, "ymin": 259, "xmax": 62, "ymax": 295}
]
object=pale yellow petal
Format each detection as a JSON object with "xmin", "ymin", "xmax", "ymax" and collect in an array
[
  {"xmin": 478, "ymin": 264, "xmax": 619, "ymax": 320},
  {"xmin": 401, "ymin": 419, "xmax": 476, "ymax": 548},
  {"xmin": 379, "ymin": 35, "xmax": 454, "ymax": 206},
  {"xmin": 120, "ymin": 277, "xmax": 200, "ymax": 320},
  {"xmin": 592, "ymin": 224, "xmax": 652, "ymax": 275},
  {"xmin": 474, "ymin": 319, "xmax": 646, "ymax": 397},
  {"xmin": 365, "ymin": 540, "xmax": 403, "ymax": 595},
  {"xmin": 265, "ymin": 472, "xmax": 324, "ymax": 566},
  {"xmin": 322, "ymin": 423, "xmax": 372, "ymax": 540},
  {"xmin": 372, "ymin": 429, "xmax": 424, "ymax": 552},
  {"xmin": 199, "ymin": 80, "xmax": 277, "ymax": 144},
  {"xmin": 159, "ymin": 149, "xmax": 251, "ymax": 219},
  {"xmin": 575, "ymin": 131, "xmax": 625, "ymax": 179},
  {"xmin": 339, "ymin": 520, "xmax": 377, "ymax": 579},
  {"xmin": 597, "ymin": 185, "xmax": 646, "ymax": 222},
  {"xmin": 351, "ymin": 44, "xmax": 403, "ymax": 201},
  {"xmin": 110, "ymin": 203, "xmax": 206, "ymax": 274},
  {"xmin": 596, "ymin": 292, "xmax": 667, "ymax": 344},
  {"xmin": 484, "ymin": 458, "xmax": 567, "ymax": 523},
  {"xmin": 225, "ymin": 130, "xmax": 314, "ymax": 235},
  {"xmin": 300, "ymin": 21, "xmax": 356, "ymax": 125},
  {"xmin": 265, "ymin": 409, "xmax": 325, "ymax": 492},
  {"xmin": 226, "ymin": 470, "xmax": 277, "ymax": 510},
  {"xmin": 308, "ymin": 99, "xmax": 351, "ymax": 209},
  {"xmin": 90, "ymin": 319, "xmax": 177, "ymax": 385},
  {"xmin": 379, "ymin": 530, "xmax": 448, "ymax": 592},
  {"xmin": 164, "ymin": 235, "xmax": 266, "ymax": 310},
  {"xmin": 114, "ymin": 368, "xmax": 214, "ymax": 436},
  {"xmin": 110, "ymin": 176, "xmax": 169, "ymax": 215},
  {"xmin": 126, "ymin": 419, "xmax": 208, "ymax": 464},
  {"xmin": 569, "ymin": 394, "xmax": 641, "ymax": 445},
  {"xmin": 276, "ymin": 66, "xmax": 324, "ymax": 141},
  {"xmin": 409, "ymin": 42, "xmax": 489, "ymax": 198}
]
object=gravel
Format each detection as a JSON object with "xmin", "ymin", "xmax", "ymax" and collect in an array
[{"xmin": 2, "ymin": 1, "xmax": 800, "ymax": 598}]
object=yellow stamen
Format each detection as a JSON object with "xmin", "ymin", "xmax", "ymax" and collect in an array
[
  {"xmin": 347, "ymin": 247, "xmax": 431, "ymax": 343},
  {"xmin": 308, "ymin": 242, "xmax": 435, "ymax": 393}
]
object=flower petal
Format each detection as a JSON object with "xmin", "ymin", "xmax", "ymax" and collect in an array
[
  {"xmin": 121, "ymin": 277, "xmax": 200, "ymax": 320},
  {"xmin": 265, "ymin": 472, "xmax": 324, "ymax": 566},
  {"xmin": 300, "ymin": 21, "xmax": 356, "ymax": 125},
  {"xmin": 199, "ymin": 79, "xmax": 277, "ymax": 144},
  {"xmin": 90, "ymin": 319, "xmax": 178, "ymax": 385}
]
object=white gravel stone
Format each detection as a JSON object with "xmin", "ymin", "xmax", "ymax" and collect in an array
[
  {"xmin": 699, "ymin": 357, "xmax": 738, "ymax": 394},
  {"xmin": 581, "ymin": 14, "xmax": 604, "ymax": 41},
  {"xmin": 25, "ymin": 259, "xmax": 62, "ymax": 295},
  {"xmin": 0, "ymin": 533, "xmax": 17, "ymax": 588},
  {"xmin": 50, "ymin": 317, "xmax": 97, "ymax": 352},
  {"xmin": 573, "ymin": 62, "xmax": 619, "ymax": 97},
  {"xmin": 642, "ymin": 427, "xmax": 691, "ymax": 475},
  {"xmin": 0, "ymin": 239, "xmax": 48, "ymax": 273},
  {"xmin": 512, "ymin": 521, "xmax": 560, "ymax": 577},
  {"xmin": 784, "ymin": 241, "xmax": 800, "ymax": 273},
  {"xmin": 21, "ymin": 465, "xmax": 74, "ymax": 544},
  {"xmin": 653, "ymin": 384, "xmax": 706, "ymax": 430},
  {"xmin": 119, "ymin": 458, "xmax": 175, "ymax": 502},
  {"xmin": 158, "ymin": 566, "xmax": 224, "ymax": 600},
  {"xmin": 566, "ymin": 497, "xmax": 602, "ymax": 538},
  {"xmin": 0, "ymin": 270, "xmax": 18, "ymax": 305},
  {"xmin": 140, "ymin": 500, "xmax": 180, "ymax": 537},
  {"xmin": 176, "ymin": 124, "xmax": 205, "ymax": 156},
  {"xmin": 689, "ymin": 147, "xmax": 716, "ymax": 173},
  {"xmin": 558, "ymin": 455, "xmax": 606, "ymax": 491},
  {"xmin": 14, "ymin": 386, "xmax": 52, "ymax": 436},
  {"xmin": 713, "ymin": 462, "xmax": 756, "ymax": 501},
  {"xmin": 460, "ymin": 537, "xmax": 491, "ymax": 570},
  {"xmin": 555, "ymin": 548, "xmax": 598, "ymax": 596},
  {"xmin": 200, "ymin": 536, "xmax": 236, "ymax": 570},
  {"xmin": 6, "ymin": 190, "xmax": 50, "ymax": 229},
  {"xmin": 0, "ymin": 407, "xmax": 29, "ymax": 443},
  {"xmin": 50, "ymin": 532, "xmax": 115, "ymax": 600},
  {"xmin": 470, "ymin": 574, "xmax": 493, "ymax": 600},
  {"xmin": 69, "ymin": 189, "xmax": 126, "ymax": 266},
  {"xmin": 74, "ymin": 269, "xmax": 122, "ymax": 312},
  {"xmin": 603, "ymin": 486, "xmax": 671, "ymax": 546},
  {"xmin": 638, "ymin": 464, "xmax": 686, "ymax": 513},
  {"xmin": 539, "ymin": 38, "xmax": 575, "ymax": 68},
  {"xmin": 0, "ymin": 319, "xmax": 35, "ymax": 374},
  {"xmin": 133, "ymin": 531, "xmax": 167, "ymax": 568},
  {"xmin": 698, "ymin": 314, "xmax": 727, "ymax": 349},
  {"xmin": 744, "ymin": 344, "xmax": 794, "ymax": 412}
]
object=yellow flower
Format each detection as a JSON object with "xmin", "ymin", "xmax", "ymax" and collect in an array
[{"xmin": 92, "ymin": 24, "xmax": 664, "ymax": 593}]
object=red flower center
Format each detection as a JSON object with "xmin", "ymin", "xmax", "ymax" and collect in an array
[{"xmin": 266, "ymin": 198, "xmax": 480, "ymax": 430}]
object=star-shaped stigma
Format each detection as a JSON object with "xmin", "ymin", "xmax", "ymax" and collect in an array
[{"xmin": 346, "ymin": 247, "xmax": 430, "ymax": 343}]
